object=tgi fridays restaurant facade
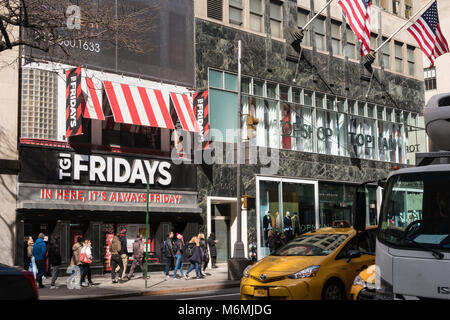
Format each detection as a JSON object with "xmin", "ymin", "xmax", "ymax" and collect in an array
[{"xmin": 15, "ymin": 64, "xmax": 203, "ymax": 273}]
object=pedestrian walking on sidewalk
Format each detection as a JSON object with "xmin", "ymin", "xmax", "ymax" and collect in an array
[
  {"xmin": 26, "ymin": 237, "xmax": 37, "ymax": 279},
  {"xmin": 32, "ymin": 233, "xmax": 48, "ymax": 288},
  {"xmin": 198, "ymin": 233, "xmax": 209, "ymax": 276},
  {"xmin": 111, "ymin": 232, "xmax": 124, "ymax": 283},
  {"xmin": 80, "ymin": 239, "xmax": 94, "ymax": 287},
  {"xmin": 127, "ymin": 234, "xmax": 144, "ymax": 279},
  {"xmin": 24, "ymin": 237, "xmax": 33, "ymax": 272},
  {"xmin": 48, "ymin": 234, "xmax": 62, "ymax": 289},
  {"xmin": 115, "ymin": 229, "xmax": 128, "ymax": 280},
  {"xmin": 185, "ymin": 236, "xmax": 203, "ymax": 280},
  {"xmin": 162, "ymin": 232, "xmax": 175, "ymax": 279},
  {"xmin": 208, "ymin": 233, "xmax": 219, "ymax": 268},
  {"xmin": 172, "ymin": 233, "xmax": 185, "ymax": 279},
  {"xmin": 67, "ymin": 237, "xmax": 83, "ymax": 289}
]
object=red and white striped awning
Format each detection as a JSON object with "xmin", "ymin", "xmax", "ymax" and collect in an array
[
  {"xmin": 81, "ymin": 77, "xmax": 105, "ymax": 120},
  {"xmin": 103, "ymin": 81, "xmax": 175, "ymax": 130},
  {"xmin": 170, "ymin": 93, "xmax": 201, "ymax": 133}
]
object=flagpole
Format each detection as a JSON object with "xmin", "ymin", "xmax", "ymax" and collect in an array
[
  {"xmin": 372, "ymin": 0, "xmax": 435, "ymax": 54},
  {"xmin": 302, "ymin": 0, "xmax": 335, "ymax": 31},
  {"xmin": 290, "ymin": 0, "xmax": 335, "ymax": 50}
]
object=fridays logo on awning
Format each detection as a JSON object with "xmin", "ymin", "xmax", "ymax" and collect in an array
[
  {"xmin": 193, "ymin": 90, "xmax": 209, "ymax": 150},
  {"xmin": 65, "ymin": 67, "xmax": 83, "ymax": 138}
]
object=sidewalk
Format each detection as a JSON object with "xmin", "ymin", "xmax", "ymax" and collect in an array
[{"xmin": 38, "ymin": 263, "xmax": 240, "ymax": 300}]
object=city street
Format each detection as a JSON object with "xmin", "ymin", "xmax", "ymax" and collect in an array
[{"xmin": 113, "ymin": 287, "xmax": 240, "ymax": 300}]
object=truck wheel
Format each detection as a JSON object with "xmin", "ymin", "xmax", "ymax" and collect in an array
[{"xmin": 322, "ymin": 279, "xmax": 346, "ymax": 300}]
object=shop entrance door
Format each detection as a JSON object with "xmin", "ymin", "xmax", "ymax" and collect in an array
[{"xmin": 211, "ymin": 216, "xmax": 230, "ymax": 263}]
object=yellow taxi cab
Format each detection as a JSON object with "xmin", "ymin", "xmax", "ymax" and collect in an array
[
  {"xmin": 240, "ymin": 222, "xmax": 377, "ymax": 300},
  {"xmin": 350, "ymin": 264, "xmax": 377, "ymax": 300}
]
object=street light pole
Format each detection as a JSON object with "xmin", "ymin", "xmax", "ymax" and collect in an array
[
  {"xmin": 145, "ymin": 176, "xmax": 149, "ymax": 288},
  {"xmin": 233, "ymin": 39, "xmax": 245, "ymax": 258}
]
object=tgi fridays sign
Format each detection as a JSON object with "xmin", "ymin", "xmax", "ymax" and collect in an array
[
  {"xmin": 40, "ymin": 188, "xmax": 182, "ymax": 204},
  {"xmin": 58, "ymin": 153, "xmax": 172, "ymax": 186}
]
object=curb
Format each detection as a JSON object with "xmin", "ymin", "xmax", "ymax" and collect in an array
[{"xmin": 67, "ymin": 281, "xmax": 241, "ymax": 300}]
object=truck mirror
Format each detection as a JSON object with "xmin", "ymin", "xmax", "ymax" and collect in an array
[{"xmin": 352, "ymin": 188, "xmax": 367, "ymax": 232}]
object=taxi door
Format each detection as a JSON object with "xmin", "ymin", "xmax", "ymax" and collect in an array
[{"xmin": 333, "ymin": 231, "xmax": 375, "ymax": 295}]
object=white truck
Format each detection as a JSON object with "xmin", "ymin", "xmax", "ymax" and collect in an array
[{"xmin": 353, "ymin": 93, "xmax": 450, "ymax": 300}]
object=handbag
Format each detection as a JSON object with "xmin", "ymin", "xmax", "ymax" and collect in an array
[{"xmin": 80, "ymin": 247, "xmax": 92, "ymax": 264}]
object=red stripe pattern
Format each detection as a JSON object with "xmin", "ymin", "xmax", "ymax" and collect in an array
[
  {"xmin": 81, "ymin": 77, "xmax": 105, "ymax": 120},
  {"xmin": 170, "ymin": 93, "xmax": 201, "ymax": 133},
  {"xmin": 339, "ymin": 0, "xmax": 371, "ymax": 56},
  {"xmin": 103, "ymin": 81, "xmax": 175, "ymax": 130},
  {"xmin": 407, "ymin": 1, "xmax": 449, "ymax": 67}
]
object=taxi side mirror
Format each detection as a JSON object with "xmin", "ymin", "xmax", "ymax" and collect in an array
[{"xmin": 346, "ymin": 249, "xmax": 362, "ymax": 263}]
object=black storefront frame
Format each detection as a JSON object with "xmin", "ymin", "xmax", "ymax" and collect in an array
[{"xmin": 16, "ymin": 143, "xmax": 202, "ymax": 273}]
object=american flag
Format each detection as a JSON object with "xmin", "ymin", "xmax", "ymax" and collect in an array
[
  {"xmin": 407, "ymin": 0, "xmax": 449, "ymax": 67},
  {"xmin": 339, "ymin": 0, "xmax": 371, "ymax": 56}
]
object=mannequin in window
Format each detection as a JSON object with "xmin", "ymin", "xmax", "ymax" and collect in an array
[
  {"xmin": 281, "ymin": 103, "xmax": 292, "ymax": 150},
  {"xmin": 271, "ymin": 211, "xmax": 280, "ymax": 231},
  {"xmin": 246, "ymin": 97, "xmax": 259, "ymax": 146},
  {"xmin": 283, "ymin": 211, "xmax": 293, "ymax": 241},
  {"xmin": 291, "ymin": 212, "xmax": 301, "ymax": 237},
  {"xmin": 262, "ymin": 210, "xmax": 272, "ymax": 242}
]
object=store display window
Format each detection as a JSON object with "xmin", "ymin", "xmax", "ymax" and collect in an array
[{"xmin": 258, "ymin": 178, "xmax": 317, "ymax": 257}]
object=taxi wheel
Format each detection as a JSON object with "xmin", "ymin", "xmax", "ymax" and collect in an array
[{"xmin": 322, "ymin": 279, "xmax": 346, "ymax": 301}]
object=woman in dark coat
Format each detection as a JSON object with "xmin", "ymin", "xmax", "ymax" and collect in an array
[
  {"xmin": 185, "ymin": 236, "xmax": 203, "ymax": 280},
  {"xmin": 207, "ymin": 233, "xmax": 218, "ymax": 268},
  {"xmin": 198, "ymin": 233, "xmax": 209, "ymax": 276}
]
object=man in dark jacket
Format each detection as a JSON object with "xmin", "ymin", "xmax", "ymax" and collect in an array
[
  {"xmin": 110, "ymin": 232, "xmax": 124, "ymax": 283},
  {"xmin": 32, "ymin": 233, "xmax": 47, "ymax": 288},
  {"xmin": 116, "ymin": 229, "xmax": 128, "ymax": 280},
  {"xmin": 163, "ymin": 232, "xmax": 175, "ymax": 278},
  {"xmin": 48, "ymin": 234, "xmax": 62, "ymax": 289},
  {"xmin": 127, "ymin": 234, "xmax": 144, "ymax": 279},
  {"xmin": 207, "ymin": 233, "xmax": 218, "ymax": 268}
]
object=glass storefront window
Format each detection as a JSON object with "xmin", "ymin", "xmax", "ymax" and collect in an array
[
  {"xmin": 259, "ymin": 178, "xmax": 317, "ymax": 257},
  {"xmin": 319, "ymin": 183, "xmax": 356, "ymax": 227},
  {"xmin": 280, "ymin": 102, "xmax": 293, "ymax": 150},
  {"xmin": 348, "ymin": 116, "xmax": 377, "ymax": 159},
  {"xmin": 378, "ymin": 121, "xmax": 404, "ymax": 163},
  {"xmin": 316, "ymin": 110, "xmax": 338, "ymax": 155},
  {"xmin": 293, "ymin": 105, "xmax": 314, "ymax": 153},
  {"xmin": 280, "ymin": 85, "xmax": 289, "ymax": 101},
  {"xmin": 209, "ymin": 70, "xmax": 423, "ymax": 164},
  {"xmin": 209, "ymin": 70, "xmax": 223, "ymax": 89},
  {"xmin": 292, "ymin": 88, "xmax": 301, "ymax": 104},
  {"xmin": 267, "ymin": 82, "xmax": 277, "ymax": 99},
  {"xmin": 337, "ymin": 98, "xmax": 346, "ymax": 113},
  {"xmin": 348, "ymin": 100, "xmax": 356, "ymax": 115},
  {"xmin": 253, "ymin": 79, "xmax": 264, "ymax": 96},
  {"xmin": 303, "ymin": 90, "xmax": 313, "ymax": 106},
  {"xmin": 315, "ymin": 93, "xmax": 324, "ymax": 109},
  {"xmin": 260, "ymin": 180, "xmax": 280, "ymax": 251}
]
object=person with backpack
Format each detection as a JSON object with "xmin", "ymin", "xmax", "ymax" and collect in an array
[
  {"xmin": 162, "ymin": 232, "xmax": 175, "ymax": 279},
  {"xmin": 207, "ymin": 233, "xmax": 219, "ymax": 268},
  {"xmin": 172, "ymin": 233, "xmax": 184, "ymax": 279},
  {"xmin": 127, "ymin": 234, "xmax": 144, "ymax": 280},
  {"xmin": 32, "ymin": 233, "xmax": 47, "ymax": 288},
  {"xmin": 48, "ymin": 234, "xmax": 62, "ymax": 289},
  {"xmin": 198, "ymin": 233, "xmax": 209, "ymax": 277},
  {"xmin": 184, "ymin": 236, "xmax": 203, "ymax": 280},
  {"xmin": 80, "ymin": 239, "xmax": 94, "ymax": 287}
]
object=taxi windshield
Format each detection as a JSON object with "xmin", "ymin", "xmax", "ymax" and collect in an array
[{"xmin": 272, "ymin": 233, "xmax": 349, "ymax": 256}]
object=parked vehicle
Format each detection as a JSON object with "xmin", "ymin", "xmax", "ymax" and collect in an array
[
  {"xmin": 0, "ymin": 263, "xmax": 39, "ymax": 300},
  {"xmin": 351, "ymin": 93, "xmax": 450, "ymax": 300},
  {"xmin": 240, "ymin": 223, "xmax": 376, "ymax": 300}
]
